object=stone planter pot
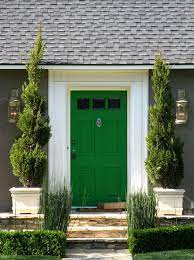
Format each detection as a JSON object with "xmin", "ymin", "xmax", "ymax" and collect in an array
[
  {"xmin": 9, "ymin": 187, "xmax": 41, "ymax": 215},
  {"xmin": 154, "ymin": 187, "xmax": 185, "ymax": 216}
]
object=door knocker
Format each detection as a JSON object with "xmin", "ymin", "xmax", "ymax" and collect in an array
[{"xmin": 96, "ymin": 118, "xmax": 102, "ymax": 128}]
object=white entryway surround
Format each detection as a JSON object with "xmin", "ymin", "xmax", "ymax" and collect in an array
[{"xmin": 48, "ymin": 69, "xmax": 149, "ymax": 194}]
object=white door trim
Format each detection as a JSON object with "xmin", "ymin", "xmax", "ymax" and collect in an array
[{"xmin": 48, "ymin": 69, "xmax": 149, "ymax": 194}]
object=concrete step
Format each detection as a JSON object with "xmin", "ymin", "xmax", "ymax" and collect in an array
[{"xmin": 68, "ymin": 226, "xmax": 128, "ymax": 238}]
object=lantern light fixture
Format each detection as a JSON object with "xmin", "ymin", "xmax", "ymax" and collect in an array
[
  {"xmin": 175, "ymin": 89, "xmax": 188, "ymax": 125},
  {"xmin": 8, "ymin": 88, "xmax": 20, "ymax": 123}
]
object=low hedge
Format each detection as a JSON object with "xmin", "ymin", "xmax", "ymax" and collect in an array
[
  {"xmin": 0, "ymin": 230, "xmax": 66, "ymax": 257},
  {"xmin": 129, "ymin": 225, "xmax": 194, "ymax": 254}
]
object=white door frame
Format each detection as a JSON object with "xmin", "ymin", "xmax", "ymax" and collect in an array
[{"xmin": 48, "ymin": 69, "xmax": 149, "ymax": 194}]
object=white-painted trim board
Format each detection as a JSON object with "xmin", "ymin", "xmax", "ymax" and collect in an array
[{"xmin": 48, "ymin": 69, "xmax": 149, "ymax": 197}]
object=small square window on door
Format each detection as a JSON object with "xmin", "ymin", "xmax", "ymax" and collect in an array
[
  {"xmin": 93, "ymin": 99, "xmax": 105, "ymax": 110},
  {"xmin": 77, "ymin": 98, "xmax": 90, "ymax": 109},
  {"xmin": 108, "ymin": 98, "xmax": 120, "ymax": 109}
]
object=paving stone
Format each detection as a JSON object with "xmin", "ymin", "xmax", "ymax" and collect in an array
[{"xmin": 65, "ymin": 249, "xmax": 132, "ymax": 259}]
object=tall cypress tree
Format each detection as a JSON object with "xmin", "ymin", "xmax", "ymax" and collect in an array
[
  {"xmin": 10, "ymin": 29, "xmax": 51, "ymax": 187},
  {"xmin": 145, "ymin": 55, "xmax": 184, "ymax": 188}
]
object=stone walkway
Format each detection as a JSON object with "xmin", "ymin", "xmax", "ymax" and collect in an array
[{"xmin": 65, "ymin": 249, "xmax": 132, "ymax": 259}]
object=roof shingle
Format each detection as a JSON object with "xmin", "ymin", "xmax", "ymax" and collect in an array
[{"xmin": 0, "ymin": 0, "xmax": 194, "ymax": 65}]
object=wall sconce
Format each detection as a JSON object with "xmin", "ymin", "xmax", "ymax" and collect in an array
[
  {"xmin": 176, "ymin": 89, "xmax": 188, "ymax": 125},
  {"xmin": 8, "ymin": 88, "xmax": 20, "ymax": 123}
]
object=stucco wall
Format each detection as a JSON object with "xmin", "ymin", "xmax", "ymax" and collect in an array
[
  {"xmin": 149, "ymin": 69, "xmax": 194, "ymax": 209},
  {"xmin": 1, "ymin": 68, "xmax": 194, "ymax": 211},
  {"xmin": 0, "ymin": 70, "xmax": 48, "ymax": 212}
]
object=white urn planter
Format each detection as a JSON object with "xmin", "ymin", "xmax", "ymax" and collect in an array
[
  {"xmin": 9, "ymin": 187, "xmax": 41, "ymax": 215},
  {"xmin": 154, "ymin": 188, "xmax": 185, "ymax": 216}
]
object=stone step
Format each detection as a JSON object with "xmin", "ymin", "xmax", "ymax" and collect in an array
[
  {"xmin": 68, "ymin": 226, "xmax": 128, "ymax": 239},
  {"xmin": 69, "ymin": 218, "xmax": 127, "ymax": 227},
  {"xmin": 67, "ymin": 238, "xmax": 128, "ymax": 250},
  {"xmin": 0, "ymin": 212, "xmax": 128, "ymax": 232},
  {"xmin": 69, "ymin": 213, "xmax": 127, "ymax": 227}
]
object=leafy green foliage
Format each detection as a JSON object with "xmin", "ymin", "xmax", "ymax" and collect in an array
[
  {"xmin": 145, "ymin": 55, "xmax": 184, "ymax": 188},
  {"xmin": 40, "ymin": 178, "xmax": 71, "ymax": 233},
  {"xmin": 10, "ymin": 28, "xmax": 51, "ymax": 187},
  {"xmin": 127, "ymin": 190, "xmax": 156, "ymax": 231},
  {"xmin": 129, "ymin": 225, "xmax": 194, "ymax": 254},
  {"xmin": 0, "ymin": 231, "xmax": 66, "ymax": 257}
]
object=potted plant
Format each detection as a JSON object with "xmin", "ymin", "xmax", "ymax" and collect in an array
[
  {"xmin": 145, "ymin": 55, "xmax": 184, "ymax": 216},
  {"xmin": 9, "ymin": 28, "xmax": 51, "ymax": 214}
]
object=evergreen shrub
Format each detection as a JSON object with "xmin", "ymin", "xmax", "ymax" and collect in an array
[
  {"xmin": 0, "ymin": 230, "xmax": 66, "ymax": 257},
  {"xmin": 129, "ymin": 225, "xmax": 194, "ymax": 254},
  {"xmin": 145, "ymin": 55, "xmax": 184, "ymax": 188},
  {"xmin": 10, "ymin": 29, "xmax": 51, "ymax": 187}
]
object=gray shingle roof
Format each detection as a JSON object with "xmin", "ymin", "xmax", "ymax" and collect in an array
[{"xmin": 1, "ymin": 0, "xmax": 194, "ymax": 65}]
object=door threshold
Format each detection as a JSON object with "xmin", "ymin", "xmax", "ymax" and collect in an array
[
  {"xmin": 71, "ymin": 207, "xmax": 124, "ymax": 213},
  {"xmin": 71, "ymin": 207, "xmax": 97, "ymax": 213},
  {"xmin": 71, "ymin": 207, "xmax": 97, "ymax": 209},
  {"xmin": 71, "ymin": 206, "xmax": 97, "ymax": 210}
]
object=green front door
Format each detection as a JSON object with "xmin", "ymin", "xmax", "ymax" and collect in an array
[{"xmin": 71, "ymin": 91, "xmax": 127, "ymax": 206}]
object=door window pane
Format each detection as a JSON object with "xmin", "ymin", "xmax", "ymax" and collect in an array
[
  {"xmin": 77, "ymin": 98, "xmax": 89, "ymax": 109},
  {"xmin": 108, "ymin": 99, "xmax": 120, "ymax": 109},
  {"xmin": 93, "ymin": 99, "xmax": 105, "ymax": 109}
]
